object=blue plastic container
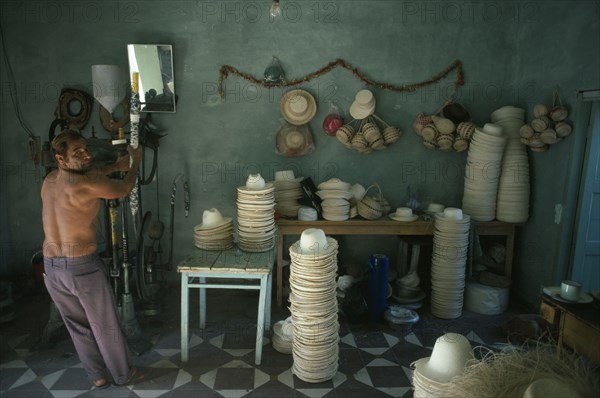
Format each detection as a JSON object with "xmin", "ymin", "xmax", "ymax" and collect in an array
[{"xmin": 368, "ymin": 254, "xmax": 390, "ymax": 322}]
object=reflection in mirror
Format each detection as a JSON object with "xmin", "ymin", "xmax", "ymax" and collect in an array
[{"xmin": 127, "ymin": 44, "xmax": 176, "ymax": 113}]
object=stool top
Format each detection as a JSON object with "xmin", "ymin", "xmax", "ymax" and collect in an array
[{"xmin": 178, "ymin": 247, "xmax": 273, "ymax": 274}]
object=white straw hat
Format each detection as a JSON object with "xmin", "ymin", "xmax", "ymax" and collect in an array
[
  {"xmin": 389, "ymin": 207, "xmax": 418, "ymax": 222},
  {"xmin": 280, "ymin": 89, "xmax": 317, "ymax": 125},
  {"xmin": 195, "ymin": 208, "xmax": 232, "ymax": 230},
  {"xmin": 413, "ymin": 333, "xmax": 473, "ymax": 383},
  {"xmin": 246, "ymin": 173, "xmax": 266, "ymax": 190},
  {"xmin": 349, "ymin": 89, "xmax": 376, "ymax": 120}
]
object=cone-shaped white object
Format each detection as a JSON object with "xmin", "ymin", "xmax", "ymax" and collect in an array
[{"xmin": 91, "ymin": 65, "xmax": 125, "ymax": 113}]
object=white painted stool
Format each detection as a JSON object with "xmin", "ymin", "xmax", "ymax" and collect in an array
[{"xmin": 178, "ymin": 247, "xmax": 273, "ymax": 365}]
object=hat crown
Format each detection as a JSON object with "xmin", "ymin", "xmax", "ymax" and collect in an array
[
  {"xmin": 299, "ymin": 228, "xmax": 328, "ymax": 252},
  {"xmin": 285, "ymin": 131, "xmax": 304, "ymax": 149},
  {"xmin": 202, "ymin": 208, "xmax": 224, "ymax": 227},
  {"xmin": 395, "ymin": 207, "xmax": 413, "ymax": 217},
  {"xmin": 246, "ymin": 173, "xmax": 266, "ymax": 189},
  {"xmin": 427, "ymin": 333, "xmax": 473, "ymax": 380},
  {"xmin": 355, "ymin": 89, "xmax": 374, "ymax": 105},
  {"xmin": 289, "ymin": 96, "xmax": 308, "ymax": 115},
  {"xmin": 275, "ymin": 170, "xmax": 296, "ymax": 181}
]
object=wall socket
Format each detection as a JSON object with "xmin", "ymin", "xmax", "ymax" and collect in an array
[{"xmin": 554, "ymin": 204, "xmax": 563, "ymax": 224}]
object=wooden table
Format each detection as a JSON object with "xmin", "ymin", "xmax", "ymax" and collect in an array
[
  {"xmin": 276, "ymin": 219, "xmax": 518, "ymax": 307},
  {"xmin": 178, "ymin": 247, "xmax": 273, "ymax": 365}
]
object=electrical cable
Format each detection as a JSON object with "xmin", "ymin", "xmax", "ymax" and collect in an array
[{"xmin": 0, "ymin": 22, "xmax": 36, "ymax": 139}]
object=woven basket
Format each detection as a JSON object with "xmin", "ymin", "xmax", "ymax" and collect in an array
[{"xmin": 357, "ymin": 184, "xmax": 386, "ymax": 220}]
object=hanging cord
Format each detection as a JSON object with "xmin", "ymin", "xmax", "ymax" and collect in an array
[{"xmin": 0, "ymin": 22, "xmax": 35, "ymax": 139}]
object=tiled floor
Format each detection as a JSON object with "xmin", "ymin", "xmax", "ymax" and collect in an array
[{"xmin": 0, "ymin": 283, "xmax": 523, "ymax": 398}]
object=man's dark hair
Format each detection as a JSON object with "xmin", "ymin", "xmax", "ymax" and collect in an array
[{"xmin": 51, "ymin": 129, "xmax": 84, "ymax": 157}]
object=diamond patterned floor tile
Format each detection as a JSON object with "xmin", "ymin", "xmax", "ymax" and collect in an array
[{"xmin": 1, "ymin": 288, "xmax": 529, "ymax": 398}]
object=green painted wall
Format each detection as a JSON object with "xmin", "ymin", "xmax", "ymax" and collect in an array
[{"xmin": 1, "ymin": 0, "xmax": 598, "ymax": 309}]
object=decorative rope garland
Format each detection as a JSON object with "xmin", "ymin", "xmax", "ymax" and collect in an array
[{"xmin": 218, "ymin": 58, "xmax": 464, "ymax": 98}]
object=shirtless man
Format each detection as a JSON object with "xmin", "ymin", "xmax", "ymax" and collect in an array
[{"xmin": 41, "ymin": 130, "xmax": 145, "ymax": 388}]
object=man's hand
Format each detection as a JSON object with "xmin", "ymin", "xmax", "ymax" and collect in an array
[
  {"xmin": 112, "ymin": 153, "xmax": 132, "ymax": 172},
  {"xmin": 128, "ymin": 146, "xmax": 142, "ymax": 164}
]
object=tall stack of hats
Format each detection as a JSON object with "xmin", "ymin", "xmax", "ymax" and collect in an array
[
  {"xmin": 430, "ymin": 208, "xmax": 470, "ymax": 319},
  {"xmin": 411, "ymin": 333, "xmax": 474, "ymax": 397},
  {"xmin": 491, "ymin": 106, "xmax": 530, "ymax": 223},
  {"xmin": 193, "ymin": 208, "xmax": 234, "ymax": 250},
  {"xmin": 236, "ymin": 174, "xmax": 276, "ymax": 252},
  {"xmin": 273, "ymin": 170, "xmax": 304, "ymax": 218},
  {"xmin": 461, "ymin": 123, "xmax": 507, "ymax": 221},
  {"xmin": 289, "ymin": 229, "xmax": 340, "ymax": 383},
  {"xmin": 316, "ymin": 178, "xmax": 352, "ymax": 221}
]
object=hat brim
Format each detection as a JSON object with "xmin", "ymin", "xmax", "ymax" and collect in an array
[
  {"xmin": 280, "ymin": 90, "xmax": 317, "ymax": 125},
  {"xmin": 194, "ymin": 217, "xmax": 232, "ymax": 231},
  {"xmin": 389, "ymin": 214, "xmax": 418, "ymax": 222},
  {"xmin": 349, "ymin": 101, "xmax": 376, "ymax": 120}
]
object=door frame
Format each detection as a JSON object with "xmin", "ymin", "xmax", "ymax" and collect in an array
[{"xmin": 555, "ymin": 89, "xmax": 600, "ymax": 284}]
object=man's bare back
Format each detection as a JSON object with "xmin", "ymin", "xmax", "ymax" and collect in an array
[{"xmin": 42, "ymin": 134, "xmax": 141, "ymax": 258}]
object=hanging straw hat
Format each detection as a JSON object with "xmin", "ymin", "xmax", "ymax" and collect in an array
[
  {"xmin": 349, "ymin": 89, "xmax": 376, "ymax": 120},
  {"xmin": 280, "ymin": 89, "xmax": 317, "ymax": 125}
]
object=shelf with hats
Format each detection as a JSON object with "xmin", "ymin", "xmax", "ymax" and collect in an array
[{"xmin": 274, "ymin": 218, "xmax": 518, "ymax": 307}]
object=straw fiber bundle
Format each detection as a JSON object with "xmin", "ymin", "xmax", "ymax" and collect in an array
[{"xmin": 442, "ymin": 344, "xmax": 599, "ymax": 398}]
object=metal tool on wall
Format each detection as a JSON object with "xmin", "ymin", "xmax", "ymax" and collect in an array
[{"xmin": 136, "ymin": 172, "xmax": 190, "ymax": 313}]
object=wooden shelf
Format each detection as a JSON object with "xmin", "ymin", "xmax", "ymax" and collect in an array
[{"xmin": 275, "ymin": 219, "xmax": 520, "ymax": 307}]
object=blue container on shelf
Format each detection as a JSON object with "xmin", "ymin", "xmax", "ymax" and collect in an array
[{"xmin": 368, "ymin": 253, "xmax": 390, "ymax": 322}]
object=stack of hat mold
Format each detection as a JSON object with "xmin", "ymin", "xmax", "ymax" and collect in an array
[
  {"xmin": 235, "ymin": 173, "xmax": 276, "ymax": 252},
  {"xmin": 461, "ymin": 123, "xmax": 507, "ymax": 221},
  {"xmin": 411, "ymin": 333, "xmax": 474, "ymax": 397},
  {"xmin": 194, "ymin": 208, "xmax": 234, "ymax": 250},
  {"xmin": 335, "ymin": 89, "xmax": 402, "ymax": 153},
  {"xmin": 415, "ymin": 103, "xmax": 475, "ymax": 152},
  {"xmin": 289, "ymin": 228, "xmax": 340, "ymax": 383},
  {"xmin": 491, "ymin": 106, "xmax": 530, "ymax": 223},
  {"xmin": 273, "ymin": 170, "xmax": 304, "ymax": 218},
  {"xmin": 316, "ymin": 178, "xmax": 352, "ymax": 221}
]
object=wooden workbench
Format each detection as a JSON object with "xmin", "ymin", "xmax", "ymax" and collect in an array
[{"xmin": 275, "ymin": 219, "xmax": 519, "ymax": 307}]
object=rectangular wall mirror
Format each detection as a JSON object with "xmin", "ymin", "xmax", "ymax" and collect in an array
[{"xmin": 127, "ymin": 44, "xmax": 176, "ymax": 113}]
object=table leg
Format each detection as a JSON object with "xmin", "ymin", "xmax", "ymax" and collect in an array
[
  {"xmin": 199, "ymin": 276, "xmax": 206, "ymax": 329},
  {"xmin": 181, "ymin": 273, "xmax": 189, "ymax": 362},
  {"xmin": 265, "ymin": 273, "xmax": 272, "ymax": 332},
  {"xmin": 505, "ymin": 231, "xmax": 515, "ymax": 278},
  {"xmin": 277, "ymin": 231, "xmax": 284, "ymax": 307},
  {"xmin": 255, "ymin": 275, "xmax": 267, "ymax": 365}
]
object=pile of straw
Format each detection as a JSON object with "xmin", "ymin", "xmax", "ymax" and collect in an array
[{"xmin": 442, "ymin": 344, "xmax": 599, "ymax": 398}]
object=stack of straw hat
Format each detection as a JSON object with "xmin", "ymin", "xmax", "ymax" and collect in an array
[
  {"xmin": 272, "ymin": 316, "xmax": 294, "ymax": 354},
  {"xmin": 273, "ymin": 170, "xmax": 304, "ymax": 218},
  {"xmin": 461, "ymin": 123, "xmax": 507, "ymax": 221},
  {"xmin": 411, "ymin": 333, "xmax": 474, "ymax": 397},
  {"xmin": 491, "ymin": 106, "xmax": 530, "ymax": 223},
  {"xmin": 289, "ymin": 229, "xmax": 340, "ymax": 383},
  {"xmin": 236, "ymin": 174, "xmax": 276, "ymax": 252},
  {"xmin": 317, "ymin": 178, "xmax": 352, "ymax": 221},
  {"xmin": 430, "ymin": 208, "xmax": 470, "ymax": 319},
  {"xmin": 193, "ymin": 208, "xmax": 234, "ymax": 250}
]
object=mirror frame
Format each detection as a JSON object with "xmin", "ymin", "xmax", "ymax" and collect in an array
[{"xmin": 127, "ymin": 44, "xmax": 176, "ymax": 113}]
